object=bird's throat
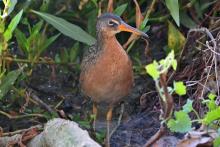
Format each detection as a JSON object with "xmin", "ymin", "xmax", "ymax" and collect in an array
[{"xmin": 96, "ymin": 31, "xmax": 118, "ymax": 52}]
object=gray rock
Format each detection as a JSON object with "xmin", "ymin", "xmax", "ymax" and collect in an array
[{"xmin": 28, "ymin": 118, "xmax": 101, "ymax": 147}]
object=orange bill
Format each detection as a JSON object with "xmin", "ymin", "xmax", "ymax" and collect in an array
[{"xmin": 118, "ymin": 21, "xmax": 148, "ymax": 38}]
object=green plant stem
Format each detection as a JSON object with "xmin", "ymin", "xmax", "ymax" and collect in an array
[
  {"xmin": 148, "ymin": 15, "xmax": 170, "ymax": 22},
  {"xmin": 192, "ymin": 108, "xmax": 201, "ymax": 120},
  {"xmin": 191, "ymin": 119, "xmax": 202, "ymax": 123},
  {"xmin": 155, "ymin": 80, "xmax": 166, "ymax": 102},
  {"xmin": 126, "ymin": 40, "xmax": 136, "ymax": 53},
  {"xmin": 143, "ymin": 0, "xmax": 157, "ymax": 21}
]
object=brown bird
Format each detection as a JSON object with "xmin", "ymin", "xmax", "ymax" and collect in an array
[{"xmin": 80, "ymin": 13, "xmax": 148, "ymax": 146}]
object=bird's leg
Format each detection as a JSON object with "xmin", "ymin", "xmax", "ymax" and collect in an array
[
  {"xmin": 110, "ymin": 103, "xmax": 124, "ymax": 137},
  {"xmin": 106, "ymin": 106, "xmax": 113, "ymax": 147},
  {"xmin": 92, "ymin": 103, "xmax": 98, "ymax": 131}
]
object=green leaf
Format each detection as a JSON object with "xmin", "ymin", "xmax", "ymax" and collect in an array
[
  {"xmin": 55, "ymin": 54, "xmax": 61, "ymax": 63},
  {"xmin": 183, "ymin": 99, "xmax": 193, "ymax": 113},
  {"xmin": 168, "ymin": 21, "xmax": 186, "ymax": 54},
  {"xmin": 40, "ymin": 34, "xmax": 60, "ymax": 52},
  {"xmin": 0, "ymin": 20, "xmax": 5, "ymax": 33},
  {"xmin": 32, "ymin": 10, "xmax": 96, "ymax": 46},
  {"xmin": 208, "ymin": 93, "xmax": 216, "ymax": 100},
  {"xmin": 3, "ymin": 9, "xmax": 23, "ymax": 41},
  {"xmin": 214, "ymin": 136, "xmax": 220, "ymax": 147},
  {"xmin": 40, "ymin": 0, "xmax": 50, "ymax": 12},
  {"xmin": 201, "ymin": 1, "xmax": 217, "ymax": 12},
  {"xmin": 15, "ymin": 29, "xmax": 28, "ymax": 55},
  {"xmin": 180, "ymin": 11, "xmax": 197, "ymax": 29},
  {"xmin": 203, "ymin": 107, "xmax": 220, "ymax": 125},
  {"xmin": 140, "ymin": 17, "xmax": 149, "ymax": 30},
  {"xmin": 61, "ymin": 48, "xmax": 69, "ymax": 63},
  {"xmin": 167, "ymin": 111, "xmax": 192, "ymax": 133},
  {"xmin": 87, "ymin": 9, "xmax": 97, "ymax": 37},
  {"xmin": 113, "ymin": 3, "xmax": 128, "ymax": 16},
  {"xmin": 173, "ymin": 81, "xmax": 186, "ymax": 96},
  {"xmin": 160, "ymin": 50, "xmax": 175, "ymax": 72},
  {"xmin": 31, "ymin": 20, "xmax": 43, "ymax": 35},
  {"xmin": 145, "ymin": 61, "xmax": 159, "ymax": 80},
  {"xmin": 165, "ymin": 0, "xmax": 179, "ymax": 26},
  {"xmin": 0, "ymin": 69, "xmax": 21, "ymax": 99},
  {"xmin": 70, "ymin": 43, "xmax": 80, "ymax": 62},
  {"xmin": 206, "ymin": 93, "xmax": 217, "ymax": 111}
]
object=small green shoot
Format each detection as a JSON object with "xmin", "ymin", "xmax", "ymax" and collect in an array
[
  {"xmin": 146, "ymin": 50, "xmax": 177, "ymax": 81},
  {"xmin": 182, "ymin": 99, "xmax": 193, "ymax": 113}
]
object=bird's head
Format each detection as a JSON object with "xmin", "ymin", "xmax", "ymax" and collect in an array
[{"xmin": 96, "ymin": 13, "xmax": 148, "ymax": 38}]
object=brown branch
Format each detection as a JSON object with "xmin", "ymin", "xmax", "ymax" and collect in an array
[
  {"xmin": 144, "ymin": 125, "xmax": 166, "ymax": 147},
  {"xmin": 2, "ymin": 125, "xmax": 42, "ymax": 137},
  {"xmin": 145, "ymin": 73, "xmax": 174, "ymax": 146},
  {"xmin": 0, "ymin": 110, "xmax": 46, "ymax": 119},
  {"xmin": 160, "ymin": 74, "xmax": 174, "ymax": 119},
  {"xmin": 27, "ymin": 88, "xmax": 54, "ymax": 114}
]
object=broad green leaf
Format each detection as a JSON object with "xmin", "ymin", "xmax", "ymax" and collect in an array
[
  {"xmin": 203, "ymin": 107, "xmax": 220, "ymax": 124},
  {"xmin": 183, "ymin": 99, "xmax": 193, "ymax": 113},
  {"xmin": 0, "ymin": 69, "xmax": 21, "ymax": 99},
  {"xmin": 113, "ymin": 3, "xmax": 128, "ymax": 16},
  {"xmin": 167, "ymin": 111, "xmax": 192, "ymax": 133},
  {"xmin": 32, "ymin": 10, "xmax": 96, "ymax": 45},
  {"xmin": 145, "ymin": 61, "xmax": 159, "ymax": 80},
  {"xmin": 3, "ymin": 9, "xmax": 23, "ymax": 41},
  {"xmin": 168, "ymin": 21, "xmax": 185, "ymax": 54},
  {"xmin": 173, "ymin": 81, "xmax": 186, "ymax": 96},
  {"xmin": 165, "ymin": 0, "xmax": 179, "ymax": 26}
]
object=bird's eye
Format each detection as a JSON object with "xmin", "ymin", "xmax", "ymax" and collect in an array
[{"xmin": 108, "ymin": 20, "xmax": 117, "ymax": 26}]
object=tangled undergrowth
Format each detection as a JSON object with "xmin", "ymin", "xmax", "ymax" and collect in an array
[{"xmin": 0, "ymin": 0, "xmax": 219, "ymax": 146}]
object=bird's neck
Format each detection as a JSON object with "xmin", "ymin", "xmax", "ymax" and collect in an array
[{"xmin": 96, "ymin": 31, "xmax": 118, "ymax": 51}]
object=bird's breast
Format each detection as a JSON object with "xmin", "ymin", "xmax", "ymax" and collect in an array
[{"xmin": 80, "ymin": 39, "xmax": 133, "ymax": 105}]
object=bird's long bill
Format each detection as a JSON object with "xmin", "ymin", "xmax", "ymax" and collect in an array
[{"xmin": 118, "ymin": 21, "xmax": 148, "ymax": 38}]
